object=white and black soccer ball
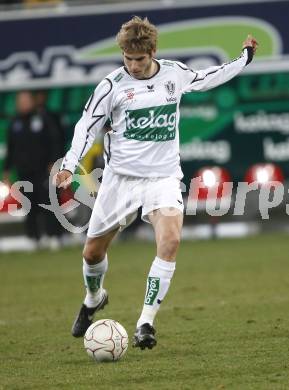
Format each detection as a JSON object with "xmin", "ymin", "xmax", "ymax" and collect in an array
[{"xmin": 84, "ymin": 319, "xmax": 129, "ymax": 362}]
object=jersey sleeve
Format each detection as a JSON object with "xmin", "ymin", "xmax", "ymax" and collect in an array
[
  {"xmin": 177, "ymin": 47, "xmax": 253, "ymax": 93},
  {"xmin": 61, "ymin": 78, "xmax": 113, "ymax": 173}
]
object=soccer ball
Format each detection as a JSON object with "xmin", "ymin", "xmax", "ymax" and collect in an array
[{"xmin": 84, "ymin": 319, "xmax": 129, "ymax": 362}]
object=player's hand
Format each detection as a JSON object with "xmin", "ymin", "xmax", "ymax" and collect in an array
[
  {"xmin": 53, "ymin": 169, "xmax": 73, "ymax": 189},
  {"xmin": 243, "ymin": 34, "xmax": 258, "ymax": 54}
]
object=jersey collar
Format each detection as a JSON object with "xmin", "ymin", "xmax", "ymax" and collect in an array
[{"xmin": 123, "ymin": 59, "xmax": 160, "ymax": 80}]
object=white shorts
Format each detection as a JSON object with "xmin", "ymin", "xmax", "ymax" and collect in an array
[{"xmin": 87, "ymin": 166, "xmax": 184, "ymax": 238}]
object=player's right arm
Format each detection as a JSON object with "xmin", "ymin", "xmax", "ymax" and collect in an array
[
  {"xmin": 54, "ymin": 78, "xmax": 113, "ymax": 188},
  {"xmin": 53, "ymin": 169, "xmax": 73, "ymax": 189}
]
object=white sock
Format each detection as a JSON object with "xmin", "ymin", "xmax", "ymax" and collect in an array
[
  {"xmin": 83, "ymin": 255, "xmax": 108, "ymax": 308},
  {"xmin": 137, "ymin": 256, "xmax": 176, "ymax": 328}
]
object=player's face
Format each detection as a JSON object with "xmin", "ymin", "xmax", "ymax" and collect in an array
[{"xmin": 123, "ymin": 51, "xmax": 155, "ymax": 79}]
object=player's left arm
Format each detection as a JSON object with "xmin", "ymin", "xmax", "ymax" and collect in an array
[{"xmin": 181, "ymin": 34, "xmax": 258, "ymax": 93}]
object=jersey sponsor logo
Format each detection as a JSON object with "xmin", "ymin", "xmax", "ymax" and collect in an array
[
  {"xmin": 145, "ymin": 277, "xmax": 160, "ymax": 305},
  {"xmin": 124, "ymin": 87, "xmax": 135, "ymax": 100},
  {"xmin": 147, "ymin": 84, "xmax": 154, "ymax": 92},
  {"xmin": 166, "ymin": 96, "xmax": 177, "ymax": 103},
  {"xmin": 126, "ymin": 91, "xmax": 134, "ymax": 99},
  {"xmin": 124, "ymin": 103, "xmax": 177, "ymax": 142}
]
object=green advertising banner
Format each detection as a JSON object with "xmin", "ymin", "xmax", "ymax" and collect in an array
[
  {"xmin": 180, "ymin": 71, "xmax": 289, "ymax": 185},
  {"xmin": 1, "ymin": 0, "xmax": 289, "ymax": 185},
  {"xmin": 1, "ymin": 73, "xmax": 289, "ymax": 185}
]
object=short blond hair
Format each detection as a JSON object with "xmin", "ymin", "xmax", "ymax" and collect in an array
[{"xmin": 116, "ymin": 16, "xmax": 158, "ymax": 54}]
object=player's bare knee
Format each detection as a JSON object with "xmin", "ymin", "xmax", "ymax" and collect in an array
[
  {"xmin": 83, "ymin": 244, "xmax": 106, "ymax": 264},
  {"xmin": 158, "ymin": 232, "xmax": 180, "ymax": 258}
]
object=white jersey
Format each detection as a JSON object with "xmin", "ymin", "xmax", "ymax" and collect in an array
[{"xmin": 61, "ymin": 47, "xmax": 252, "ymax": 178}]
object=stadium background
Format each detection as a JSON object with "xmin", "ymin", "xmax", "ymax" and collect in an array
[
  {"xmin": 2, "ymin": 1, "xmax": 289, "ymax": 389},
  {"xmin": 1, "ymin": 0, "xmax": 289, "ymax": 243}
]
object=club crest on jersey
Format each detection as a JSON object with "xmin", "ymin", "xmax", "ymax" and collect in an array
[{"xmin": 164, "ymin": 80, "xmax": 175, "ymax": 96}]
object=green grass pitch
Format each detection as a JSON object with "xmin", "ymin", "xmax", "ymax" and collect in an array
[{"xmin": 1, "ymin": 234, "xmax": 289, "ymax": 390}]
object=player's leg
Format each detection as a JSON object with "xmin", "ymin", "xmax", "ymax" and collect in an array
[
  {"xmin": 133, "ymin": 208, "xmax": 183, "ymax": 349},
  {"xmin": 72, "ymin": 166, "xmax": 141, "ymax": 337},
  {"xmin": 71, "ymin": 228, "xmax": 118, "ymax": 337},
  {"xmin": 82, "ymin": 229, "xmax": 119, "ymax": 307}
]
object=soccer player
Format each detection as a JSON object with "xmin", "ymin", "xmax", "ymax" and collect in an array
[{"xmin": 54, "ymin": 16, "xmax": 258, "ymax": 349}]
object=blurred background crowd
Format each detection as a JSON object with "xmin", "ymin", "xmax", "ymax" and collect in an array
[{"xmin": 1, "ymin": 0, "xmax": 289, "ymax": 251}]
